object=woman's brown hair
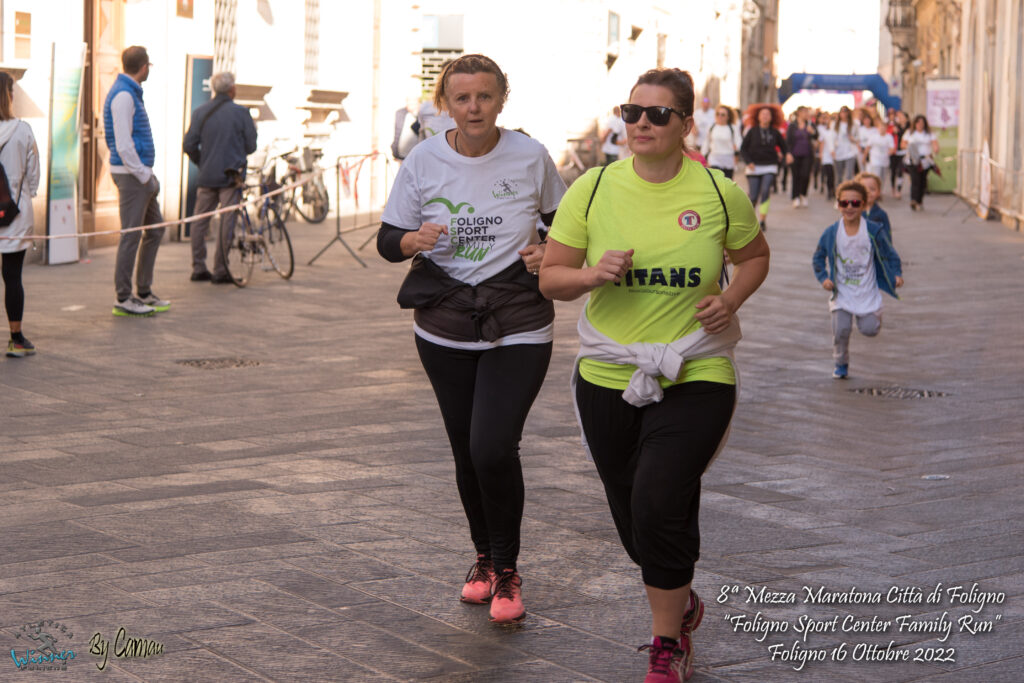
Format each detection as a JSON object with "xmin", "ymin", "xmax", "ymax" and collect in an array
[
  {"xmin": 629, "ymin": 68, "xmax": 695, "ymax": 119},
  {"xmin": 0, "ymin": 72, "xmax": 14, "ymax": 121},
  {"xmin": 433, "ymin": 54, "xmax": 510, "ymax": 112},
  {"xmin": 715, "ymin": 105, "xmax": 734, "ymax": 125}
]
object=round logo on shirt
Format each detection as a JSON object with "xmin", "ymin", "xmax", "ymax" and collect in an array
[{"xmin": 678, "ymin": 210, "xmax": 701, "ymax": 231}]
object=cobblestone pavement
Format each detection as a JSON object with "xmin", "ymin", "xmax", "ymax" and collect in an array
[{"xmin": 1, "ymin": 183, "xmax": 1022, "ymax": 682}]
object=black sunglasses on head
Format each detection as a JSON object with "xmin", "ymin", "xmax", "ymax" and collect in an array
[{"xmin": 620, "ymin": 104, "xmax": 686, "ymax": 126}]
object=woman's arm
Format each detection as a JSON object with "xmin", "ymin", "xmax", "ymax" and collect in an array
[
  {"xmin": 694, "ymin": 231, "xmax": 770, "ymax": 334},
  {"xmin": 538, "ymin": 239, "xmax": 633, "ymax": 301},
  {"xmin": 376, "ymin": 221, "xmax": 447, "ymax": 263}
]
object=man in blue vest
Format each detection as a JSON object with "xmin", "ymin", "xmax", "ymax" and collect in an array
[
  {"xmin": 182, "ymin": 71, "xmax": 257, "ymax": 283},
  {"xmin": 104, "ymin": 45, "xmax": 168, "ymax": 317}
]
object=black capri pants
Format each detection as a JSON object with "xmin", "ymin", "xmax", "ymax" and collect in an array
[
  {"xmin": 577, "ymin": 376, "xmax": 735, "ymax": 590},
  {"xmin": 416, "ymin": 336, "xmax": 551, "ymax": 573}
]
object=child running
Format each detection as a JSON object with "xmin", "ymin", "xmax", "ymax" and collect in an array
[
  {"xmin": 812, "ymin": 180, "xmax": 903, "ymax": 379},
  {"xmin": 855, "ymin": 172, "xmax": 893, "ymax": 245}
]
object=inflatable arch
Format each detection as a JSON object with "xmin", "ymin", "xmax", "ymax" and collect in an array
[{"xmin": 778, "ymin": 73, "xmax": 902, "ymax": 111}]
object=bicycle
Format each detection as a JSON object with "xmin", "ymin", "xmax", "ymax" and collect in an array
[
  {"xmin": 221, "ymin": 167, "xmax": 295, "ymax": 287},
  {"xmin": 279, "ymin": 145, "xmax": 330, "ymax": 223}
]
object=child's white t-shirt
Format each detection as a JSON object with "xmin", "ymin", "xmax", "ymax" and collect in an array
[{"xmin": 831, "ymin": 218, "xmax": 882, "ymax": 315}]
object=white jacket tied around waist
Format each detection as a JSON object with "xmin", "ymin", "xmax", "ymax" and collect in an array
[{"xmin": 570, "ymin": 302, "xmax": 742, "ymax": 460}]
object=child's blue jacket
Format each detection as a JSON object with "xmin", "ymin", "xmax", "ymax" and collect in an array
[
  {"xmin": 865, "ymin": 204, "xmax": 893, "ymax": 244},
  {"xmin": 812, "ymin": 218, "xmax": 903, "ymax": 300}
]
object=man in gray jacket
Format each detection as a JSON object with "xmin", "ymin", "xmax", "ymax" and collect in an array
[{"xmin": 183, "ymin": 72, "xmax": 258, "ymax": 282}]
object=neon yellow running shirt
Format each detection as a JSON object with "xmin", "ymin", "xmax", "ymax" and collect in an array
[{"xmin": 549, "ymin": 157, "xmax": 759, "ymax": 390}]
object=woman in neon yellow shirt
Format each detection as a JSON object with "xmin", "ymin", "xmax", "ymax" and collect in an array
[{"xmin": 540, "ymin": 68, "xmax": 769, "ymax": 682}]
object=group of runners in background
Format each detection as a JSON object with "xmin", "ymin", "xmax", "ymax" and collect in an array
[{"xmin": 678, "ymin": 101, "xmax": 941, "ymax": 230}]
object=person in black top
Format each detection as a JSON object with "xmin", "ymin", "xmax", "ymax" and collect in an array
[
  {"xmin": 786, "ymin": 106, "xmax": 816, "ymax": 208},
  {"xmin": 740, "ymin": 105, "xmax": 787, "ymax": 231}
]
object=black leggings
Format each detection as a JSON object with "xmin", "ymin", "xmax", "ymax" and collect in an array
[
  {"xmin": 1, "ymin": 249, "xmax": 26, "ymax": 324},
  {"xmin": 889, "ymin": 154, "xmax": 904, "ymax": 191},
  {"xmin": 415, "ymin": 336, "xmax": 551, "ymax": 573},
  {"xmin": 909, "ymin": 165, "xmax": 931, "ymax": 204},
  {"xmin": 576, "ymin": 376, "xmax": 735, "ymax": 590},
  {"xmin": 790, "ymin": 154, "xmax": 812, "ymax": 199},
  {"xmin": 821, "ymin": 164, "xmax": 836, "ymax": 199}
]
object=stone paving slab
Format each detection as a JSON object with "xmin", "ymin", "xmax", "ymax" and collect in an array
[{"xmin": 0, "ymin": 184, "xmax": 1022, "ymax": 681}]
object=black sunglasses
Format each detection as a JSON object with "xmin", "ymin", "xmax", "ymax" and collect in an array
[
  {"xmin": 838, "ymin": 199, "xmax": 863, "ymax": 208},
  {"xmin": 620, "ymin": 104, "xmax": 685, "ymax": 126}
]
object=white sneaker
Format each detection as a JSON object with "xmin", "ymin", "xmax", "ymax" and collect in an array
[
  {"xmin": 801, "ymin": 196, "xmax": 809, "ymax": 207},
  {"xmin": 138, "ymin": 292, "xmax": 171, "ymax": 312},
  {"xmin": 792, "ymin": 198, "xmax": 800, "ymax": 208},
  {"xmin": 113, "ymin": 297, "xmax": 155, "ymax": 317}
]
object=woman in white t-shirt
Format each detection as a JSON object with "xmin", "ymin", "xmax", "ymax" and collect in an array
[
  {"xmin": 701, "ymin": 105, "xmax": 743, "ymax": 178},
  {"xmin": 833, "ymin": 107, "xmax": 858, "ymax": 184},
  {"xmin": 377, "ymin": 54, "xmax": 566, "ymax": 624},
  {"xmin": 901, "ymin": 114, "xmax": 940, "ymax": 210}
]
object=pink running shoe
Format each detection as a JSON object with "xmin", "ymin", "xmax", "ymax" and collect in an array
[
  {"xmin": 460, "ymin": 554, "xmax": 495, "ymax": 604},
  {"xmin": 680, "ymin": 589, "xmax": 704, "ymax": 636},
  {"xmin": 677, "ymin": 632, "xmax": 695, "ymax": 680},
  {"xmin": 488, "ymin": 569, "xmax": 525, "ymax": 623},
  {"xmin": 639, "ymin": 636, "xmax": 686, "ymax": 683}
]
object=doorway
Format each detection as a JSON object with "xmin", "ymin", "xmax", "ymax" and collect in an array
[{"xmin": 81, "ymin": 0, "xmax": 124, "ymax": 247}]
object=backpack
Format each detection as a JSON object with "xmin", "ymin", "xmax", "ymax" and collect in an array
[{"xmin": 0, "ymin": 124, "xmax": 28, "ymax": 227}]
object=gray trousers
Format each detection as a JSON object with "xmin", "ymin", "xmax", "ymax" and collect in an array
[
  {"xmin": 112, "ymin": 173, "xmax": 165, "ymax": 301},
  {"xmin": 190, "ymin": 186, "xmax": 236, "ymax": 277},
  {"xmin": 834, "ymin": 158, "xmax": 857, "ymax": 184},
  {"xmin": 832, "ymin": 309, "xmax": 881, "ymax": 365}
]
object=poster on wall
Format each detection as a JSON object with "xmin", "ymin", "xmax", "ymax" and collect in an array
[
  {"xmin": 178, "ymin": 55, "xmax": 213, "ymax": 239},
  {"xmin": 46, "ymin": 41, "xmax": 87, "ymax": 265},
  {"xmin": 925, "ymin": 78, "xmax": 959, "ymax": 194}
]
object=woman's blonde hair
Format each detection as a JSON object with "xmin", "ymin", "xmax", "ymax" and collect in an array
[{"xmin": 433, "ymin": 54, "xmax": 510, "ymax": 112}]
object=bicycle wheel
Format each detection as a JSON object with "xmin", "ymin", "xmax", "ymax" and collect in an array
[
  {"xmin": 295, "ymin": 176, "xmax": 329, "ymax": 223},
  {"xmin": 277, "ymin": 173, "xmax": 297, "ymax": 222},
  {"xmin": 222, "ymin": 210, "xmax": 255, "ymax": 287},
  {"xmin": 263, "ymin": 206, "xmax": 294, "ymax": 279}
]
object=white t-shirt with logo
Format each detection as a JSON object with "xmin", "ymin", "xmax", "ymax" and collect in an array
[
  {"xmin": 382, "ymin": 129, "xmax": 566, "ymax": 347},
  {"xmin": 831, "ymin": 218, "xmax": 882, "ymax": 315}
]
